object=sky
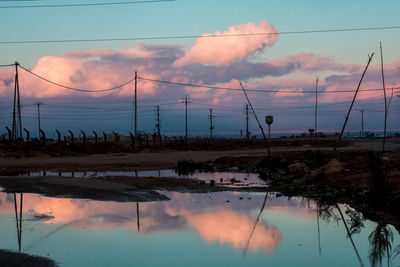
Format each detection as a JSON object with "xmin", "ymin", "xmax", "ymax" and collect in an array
[{"xmin": 0, "ymin": 0, "xmax": 399, "ymax": 138}]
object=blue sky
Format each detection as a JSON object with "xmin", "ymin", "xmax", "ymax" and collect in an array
[{"xmin": 0, "ymin": 0, "xmax": 399, "ymax": 137}]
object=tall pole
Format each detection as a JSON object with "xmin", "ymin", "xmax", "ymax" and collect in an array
[
  {"xmin": 315, "ymin": 76, "xmax": 319, "ymax": 150},
  {"xmin": 240, "ymin": 82, "xmax": 270, "ymax": 156},
  {"xmin": 245, "ymin": 104, "xmax": 249, "ymax": 139},
  {"xmin": 134, "ymin": 71, "xmax": 137, "ymax": 137},
  {"xmin": 335, "ymin": 53, "xmax": 374, "ymax": 150},
  {"xmin": 380, "ymin": 42, "xmax": 387, "ymax": 153},
  {"xmin": 37, "ymin": 103, "xmax": 41, "ymax": 137},
  {"xmin": 209, "ymin": 109, "xmax": 214, "ymax": 140},
  {"xmin": 12, "ymin": 63, "xmax": 17, "ymax": 142},
  {"xmin": 185, "ymin": 95, "xmax": 188, "ymax": 144}
]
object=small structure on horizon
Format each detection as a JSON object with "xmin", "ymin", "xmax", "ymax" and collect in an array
[{"xmin": 265, "ymin": 115, "xmax": 273, "ymax": 140}]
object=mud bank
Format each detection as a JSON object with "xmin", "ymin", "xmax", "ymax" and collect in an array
[{"xmin": 0, "ymin": 249, "xmax": 58, "ymax": 267}]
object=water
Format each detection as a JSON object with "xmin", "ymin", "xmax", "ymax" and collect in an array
[
  {"xmin": 12, "ymin": 170, "xmax": 266, "ymax": 187},
  {"xmin": 0, "ymin": 190, "xmax": 399, "ymax": 267}
]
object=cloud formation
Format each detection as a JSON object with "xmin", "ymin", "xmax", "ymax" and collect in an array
[{"xmin": 174, "ymin": 20, "xmax": 279, "ymax": 67}]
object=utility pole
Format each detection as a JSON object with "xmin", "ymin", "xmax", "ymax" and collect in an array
[
  {"xmin": 181, "ymin": 95, "xmax": 190, "ymax": 144},
  {"xmin": 315, "ymin": 76, "xmax": 319, "ymax": 150},
  {"xmin": 155, "ymin": 105, "xmax": 161, "ymax": 143},
  {"xmin": 360, "ymin": 110, "xmax": 364, "ymax": 137},
  {"xmin": 209, "ymin": 109, "xmax": 214, "ymax": 140},
  {"xmin": 37, "ymin": 103, "xmax": 41, "ymax": 137},
  {"xmin": 12, "ymin": 62, "xmax": 22, "ymax": 143},
  {"xmin": 134, "ymin": 71, "xmax": 137, "ymax": 137},
  {"xmin": 245, "ymin": 104, "xmax": 249, "ymax": 139}
]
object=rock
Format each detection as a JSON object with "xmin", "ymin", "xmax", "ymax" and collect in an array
[
  {"xmin": 323, "ymin": 159, "xmax": 344, "ymax": 175},
  {"xmin": 309, "ymin": 169, "xmax": 323, "ymax": 179},
  {"xmin": 288, "ymin": 162, "xmax": 307, "ymax": 175}
]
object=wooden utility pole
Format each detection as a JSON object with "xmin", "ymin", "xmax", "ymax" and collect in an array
[
  {"xmin": 314, "ymin": 76, "xmax": 319, "ymax": 150},
  {"xmin": 240, "ymin": 82, "xmax": 270, "ymax": 156},
  {"xmin": 209, "ymin": 109, "xmax": 214, "ymax": 140},
  {"xmin": 335, "ymin": 53, "xmax": 374, "ymax": 150},
  {"xmin": 245, "ymin": 104, "xmax": 249, "ymax": 139},
  {"xmin": 155, "ymin": 105, "xmax": 161, "ymax": 144},
  {"xmin": 380, "ymin": 42, "xmax": 387, "ymax": 153},
  {"xmin": 134, "ymin": 71, "xmax": 138, "ymax": 137},
  {"xmin": 12, "ymin": 62, "xmax": 22, "ymax": 143},
  {"xmin": 183, "ymin": 95, "xmax": 189, "ymax": 144}
]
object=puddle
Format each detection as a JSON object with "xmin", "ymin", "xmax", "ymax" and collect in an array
[
  {"xmin": 12, "ymin": 170, "xmax": 267, "ymax": 188},
  {"xmin": 0, "ymin": 190, "xmax": 399, "ymax": 266}
]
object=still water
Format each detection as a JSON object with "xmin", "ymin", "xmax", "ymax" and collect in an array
[{"xmin": 0, "ymin": 189, "xmax": 399, "ymax": 267}]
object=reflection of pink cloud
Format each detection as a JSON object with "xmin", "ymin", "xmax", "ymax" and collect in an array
[
  {"xmin": 186, "ymin": 209, "xmax": 282, "ymax": 253},
  {"xmin": 174, "ymin": 20, "xmax": 279, "ymax": 67}
]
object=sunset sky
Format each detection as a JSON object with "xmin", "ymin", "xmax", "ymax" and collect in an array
[{"xmin": 0, "ymin": 0, "xmax": 399, "ymax": 137}]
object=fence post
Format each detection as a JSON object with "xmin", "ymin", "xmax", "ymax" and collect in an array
[
  {"xmin": 68, "ymin": 130, "xmax": 74, "ymax": 147},
  {"xmin": 102, "ymin": 132, "xmax": 107, "ymax": 152},
  {"xmin": 23, "ymin": 128, "xmax": 30, "ymax": 143},
  {"xmin": 5, "ymin": 126, "xmax": 12, "ymax": 144},
  {"xmin": 81, "ymin": 130, "xmax": 86, "ymax": 151},
  {"xmin": 93, "ymin": 131, "xmax": 98, "ymax": 153},
  {"xmin": 56, "ymin": 129, "xmax": 61, "ymax": 143},
  {"xmin": 39, "ymin": 129, "xmax": 46, "ymax": 147},
  {"xmin": 130, "ymin": 132, "xmax": 135, "ymax": 151},
  {"xmin": 113, "ymin": 131, "xmax": 119, "ymax": 144}
]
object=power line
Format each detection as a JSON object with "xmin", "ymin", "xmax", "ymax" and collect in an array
[
  {"xmin": 0, "ymin": 63, "xmax": 14, "ymax": 67},
  {"xmin": 1, "ymin": 25, "xmax": 400, "ymax": 44},
  {"xmin": 18, "ymin": 64, "xmax": 134, "ymax": 92},
  {"xmin": 0, "ymin": 0, "xmax": 175, "ymax": 8},
  {"xmin": 139, "ymin": 76, "xmax": 398, "ymax": 94}
]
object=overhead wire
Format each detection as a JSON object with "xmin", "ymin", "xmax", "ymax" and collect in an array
[
  {"xmin": 139, "ymin": 76, "xmax": 398, "ymax": 94},
  {"xmin": 18, "ymin": 64, "xmax": 134, "ymax": 92},
  {"xmin": 1, "ymin": 25, "xmax": 400, "ymax": 44},
  {"xmin": 0, "ymin": 0, "xmax": 175, "ymax": 8}
]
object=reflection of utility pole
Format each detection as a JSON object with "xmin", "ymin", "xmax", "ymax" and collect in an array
[
  {"xmin": 243, "ymin": 193, "xmax": 268, "ymax": 256},
  {"xmin": 13, "ymin": 193, "xmax": 23, "ymax": 252},
  {"xmin": 360, "ymin": 110, "xmax": 364, "ymax": 137},
  {"xmin": 336, "ymin": 205, "xmax": 364, "ymax": 267},
  {"xmin": 317, "ymin": 203, "xmax": 321, "ymax": 255},
  {"xmin": 136, "ymin": 202, "xmax": 140, "ymax": 233},
  {"xmin": 37, "ymin": 103, "xmax": 41, "ymax": 137}
]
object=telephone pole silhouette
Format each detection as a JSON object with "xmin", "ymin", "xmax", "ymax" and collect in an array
[
  {"xmin": 155, "ymin": 105, "xmax": 161, "ymax": 144},
  {"xmin": 134, "ymin": 71, "xmax": 138, "ymax": 137},
  {"xmin": 209, "ymin": 109, "xmax": 214, "ymax": 140},
  {"xmin": 11, "ymin": 62, "xmax": 22, "ymax": 143},
  {"xmin": 181, "ymin": 95, "xmax": 190, "ymax": 144}
]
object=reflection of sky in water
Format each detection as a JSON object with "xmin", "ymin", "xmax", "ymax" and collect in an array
[{"xmin": 0, "ymin": 190, "xmax": 399, "ymax": 267}]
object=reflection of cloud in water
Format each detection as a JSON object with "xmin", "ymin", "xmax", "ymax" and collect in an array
[
  {"xmin": 187, "ymin": 209, "xmax": 282, "ymax": 253},
  {"xmin": 0, "ymin": 191, "xmax": 313, "ymax": 253}
]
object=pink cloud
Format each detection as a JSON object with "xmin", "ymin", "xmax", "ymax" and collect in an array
[{"xmin": 174, "ymin": 20, "xmax": 279, "ymax": 67}]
